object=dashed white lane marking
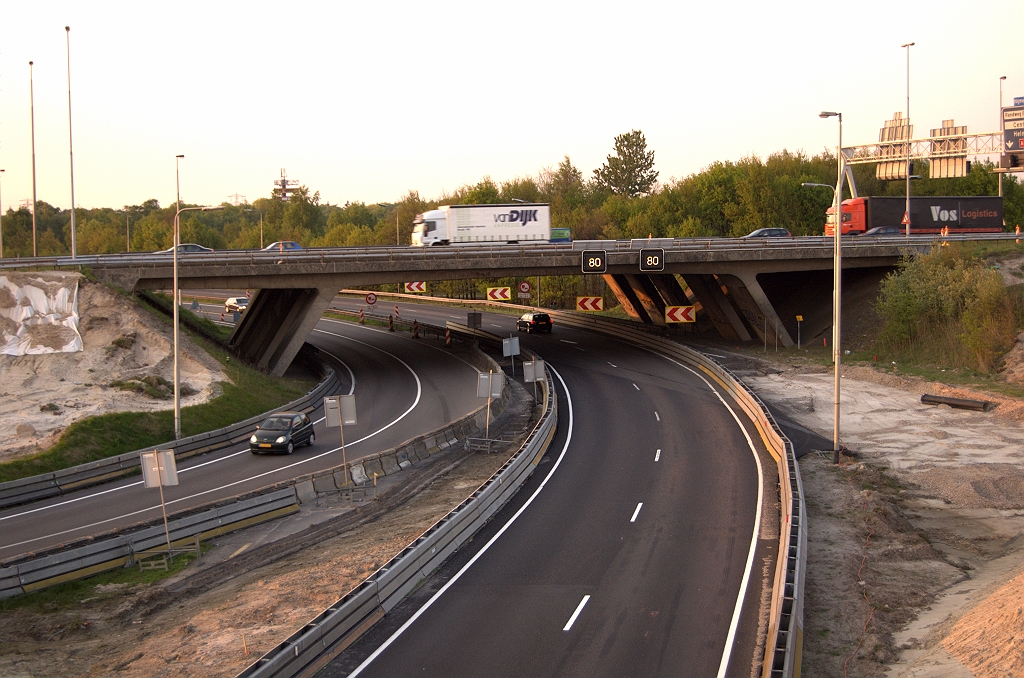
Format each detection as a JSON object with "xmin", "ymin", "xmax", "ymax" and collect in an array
[
  {"xmin": 633, "ymin": 383, "xmax": 640, "ymax": 391},
  {"xmin": 563, "ymin": 595, "xmax": 591, "ymax": 631},
  {"xmin": 655, "ymin": 411, "xmax": 660, "ymax": 422},
  {"xmin": 630, "ymin": 503, "xmax": 643, "ymax": 523},
  {"xmin": 655, "ymin": 449, "xmax": 661, "ymax": 462},
  {"xmin": 560, "ymin": 339, "xmax": 578, "ymax": 344},
  {"xmin": 608, "ymin": 362, "xmax": 617, "ymax": 368}
]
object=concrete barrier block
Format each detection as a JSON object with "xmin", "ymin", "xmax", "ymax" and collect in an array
[
  {"xmin": 362, "ymin": 458, "xmax": 384, "ymax": 478},
  {"xmin": 424, "ymin": 435, "xmax": 437, "ymax": 452},
  {"xmin": 380, "ymin": 453, "xmax": 400, "ymax": 475},
  {"xmin": 349, "ymin": 465, "xmax": 369, "ymax": 486},
  {"xmin": 313, "ymin": 475, "xmax": 336, "ymax": 495},
  {"xmin": 445, "ymin": 427, "xmax": 459, "ymax": 444},
  {"xmin": 295, "ymin": 480, "xmax": 317, "ymax": 504},
  {"xmin": 333, "ymin": 469, "xmax": 352, "ymax": 488}
]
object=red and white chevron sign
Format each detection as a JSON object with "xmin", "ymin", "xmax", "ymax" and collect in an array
[
  {"xmin": 576, "ymin": 296, "xmax": 603, "ymax": 312},
  {"xmin": 404, "ymin": 281, "xmax": 426, "ymax": 293},
  {"xmin": 487, "ymin": 286, "xmax": 511, "ymax": 301},
  {"xmin": 665, "ymin": 305, "xmax": 696, "ymax": 323}
]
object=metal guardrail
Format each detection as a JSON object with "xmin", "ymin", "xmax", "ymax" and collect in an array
[
  {"xmin": 236, "ymin": 354, "xmax": 556, "ymax": 678},
  {"xmin": 0, "ymin": 488, "xmax": 299, "ymax": 599},
  {"xmin": 544, "ymin": 311, "xmax": 806, "ymax": 678},
  {"xmin": 0, "ymin": 232, "xmax": 1016, "ymax": 273},
  {"xmin": 0, "ymin": 348, "xmax": 340, "ymax": 510}
]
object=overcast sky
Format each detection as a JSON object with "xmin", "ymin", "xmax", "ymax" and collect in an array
[{"xmin": 1, "ymin": 1, "xmax": 1021, "ymax": 211}]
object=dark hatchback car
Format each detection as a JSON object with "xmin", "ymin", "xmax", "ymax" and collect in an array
[
  {"xmin": 860, "ymin": 226, "xmax": 904, "ymax": 236},
  {"xmin": 250, "ymin": 411, "xmax": 315, "ymax": 454},
  {"xmin": 516, "ymin": 312, "xmax": 553, "ymax": 333},
  {"xmin": 740, "ymin": 228, "xmax": 792, "ymax": 239}
]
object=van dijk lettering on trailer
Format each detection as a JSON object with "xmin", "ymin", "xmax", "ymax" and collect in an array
[{"xmin": 493, "ymin": 210, "xmax": 539, "ymax": 224}]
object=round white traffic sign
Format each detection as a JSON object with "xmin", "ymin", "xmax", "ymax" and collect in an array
[
  {"xmin": 518, "ymin": 281, "xmax": 531, "ymax": 294},
  {"xmin": 365, "ymin": 293, "xmax": 377, "ymax": 305}
]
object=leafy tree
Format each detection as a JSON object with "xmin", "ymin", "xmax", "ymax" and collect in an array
[{"xmin": 593, "ymin": 130, "xmax": 659, "ymax": 198}]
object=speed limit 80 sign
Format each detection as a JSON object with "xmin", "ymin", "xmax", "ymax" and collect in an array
[
  {"xmin": 639, "ymin": 248, "xmax": 664, "ymax": 272},
  {"xmin": 581, "ymin": 250, "xmax": 607, "ymax": 273}
]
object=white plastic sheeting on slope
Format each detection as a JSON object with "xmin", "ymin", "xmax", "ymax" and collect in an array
[{"xmin": 0, "ymin": 273, "xmax": 83, "ymax": 355}]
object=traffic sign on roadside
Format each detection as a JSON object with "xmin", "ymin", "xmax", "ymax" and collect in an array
[
  {"xmin": 581, "ymin": 250, "xmax": 607, "ymax": 273},
  {"xmin": 1004, "ymin": 107, "xmax": 1024, "ymax": 152},
  {"xmin": 639, "ymin": 248, "xmax": 664, "ymax": 272},
  {"xmin": 665, "ymin": 305, "xmax": 695, "ymax": 323},
  {"xmin": 576, "ymin": 296, "xmax": 603, "ymax": 312},
  {"xmin": 365, "ymin": 293, "xmax": 377, "ymax": 305},
  {"xmin": 518, "ymin": 281, "xmax": 532, "ymax": 299},
  {"xmin": 487, "ymin": 286, "xmax": 511, "ymax": 301},
  {"xmin": 404, "ymin": 282, "xmax": 426, "ymax": 293}
]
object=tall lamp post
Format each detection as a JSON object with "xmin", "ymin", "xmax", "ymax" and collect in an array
[
  {"xmin": 66, "ymin": 26, "xmax": 78, "ymax": 259},
  {"xmin": 172, "ymin": 204, "xmax": 224, "ymax": 439},
  {"xmin": 802, "ymin": 109, "xmax": 845, "ymax": 464},
  {"xmin": 902, "ymin": 42, "xmax": 915, "ymax": 238},
  {"xmin": 1000, "ymin": 76, "xmax": 1007, "ymax": 199},
  {"xmin": 29, "ymin": 61, "xmax": 38, "ymax": 258},
  {"xmin": 376, "ymin": 203, "xmax": 400, "ymax": 245},
  {"xmin": 245, "ymin": 208, "xmax": 264, "ymax": 248}
]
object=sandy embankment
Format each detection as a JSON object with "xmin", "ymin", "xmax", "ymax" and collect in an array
[{"xmin": 0, "ymin": 273, "xmax": 228, "ymax": 463}]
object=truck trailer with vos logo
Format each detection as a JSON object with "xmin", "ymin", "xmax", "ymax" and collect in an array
[
  {"xmin": 411, "ymin": 203, "xmax": 569, "ymax": 246},
  {"xmin": 824, "ymin": 196, "xmax": 1003, "ymax": 235}
]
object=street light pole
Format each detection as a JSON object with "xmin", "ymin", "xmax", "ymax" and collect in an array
[
  {"xmin": 902, "ymin": 42, "xmax": 914, "ymax": 238},
  {"xmin": 1000, "ymin": 76, "xmax": 1007, "ymax": 199},
  {"xmin": 172, "ymin": 204, "xmax": 224, "ymax": 439},
  {"xmin": 29, "ymin": 61, "xmax": 38, "ymax": 258},
  {"xmin": 66, "ymin": 26, "xmax": 78, "ymax": 259}
]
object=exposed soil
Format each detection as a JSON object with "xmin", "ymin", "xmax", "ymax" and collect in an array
[{"xmin": 0, "ymin": 276, "xmax": 227, "ymax": 463}]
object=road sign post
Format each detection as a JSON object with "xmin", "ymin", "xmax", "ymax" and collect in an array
[
  {"xmin": 503, "ymin": 335, "xmax": 520, "ymax": 377},
  {"xmin": 325, "ymin": 395, "xmax": 357, "ymax": 485},
  {"xmin": 524, "ymin": 358, "xmax": 544, "ymax": 400},
  {"xmin": 476, "ymin": 371, "xmax": 505, "ymax": 439},
  {"xmin": 140, "ymin": 449, "xmax": 179, "ymax": 556},
  {"xmin": 796, "ymin": 314, "xmax": 803, "ymax": 350}
]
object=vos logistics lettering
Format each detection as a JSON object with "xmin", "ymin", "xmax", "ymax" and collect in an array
[
  {"xmin": 493, "ymin": 210, "xmax": 539, "ymax": 224},
  {"xmin": 929, "ymin": 206, "xmax": 1000, "ymax": 223}
]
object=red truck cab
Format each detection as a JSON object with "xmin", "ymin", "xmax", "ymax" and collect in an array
[{"xmin": 824, "ymin": 198, "xmax": 868, "ymax": 235}]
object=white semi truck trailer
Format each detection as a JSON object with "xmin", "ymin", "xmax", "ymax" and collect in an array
[{"xmin": 411, "ymin": 203, "xmax": 568, "ymax": 246}]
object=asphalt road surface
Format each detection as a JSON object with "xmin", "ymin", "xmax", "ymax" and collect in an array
[
  {"xmin": 0, "ymin": 317, "xmax": 480, "ymax": 559},
  {"xmin": 325, "ymin": 310, "xmax": 775, "ymax": 678}
]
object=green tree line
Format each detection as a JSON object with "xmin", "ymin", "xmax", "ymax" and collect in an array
[{"xmin": 2, "ymin": 130, "xmax": 1021, "ymax": 259}]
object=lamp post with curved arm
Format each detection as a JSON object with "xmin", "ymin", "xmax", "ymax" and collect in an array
[{"xmin": 173, "ymin": 205, "xmax": 224, "ymax": 439}]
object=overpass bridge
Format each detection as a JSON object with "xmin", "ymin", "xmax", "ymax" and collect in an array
[{"xmin": 3, "ymin": 234, "xmax": 996, "ymax": 375}]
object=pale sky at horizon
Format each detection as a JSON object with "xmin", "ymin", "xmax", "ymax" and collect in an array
[{"xmin": 1, "ymin": 0, "xmax": 1022, "ymax": 212}]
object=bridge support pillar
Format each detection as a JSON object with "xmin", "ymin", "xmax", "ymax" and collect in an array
[
  {"xmin": 680, "ymin": 274, "xmax": 752, "ymax": 342},
  {"xmin": 717, "ymin": 273, "xmax": 794, "ymax": 347},
  {"xmin": 602, "ymin": 274, "xmax": 652, "ymax": 323},
  {"xmin": 229, "ymin": 286, "xmax": 337, "ymax": 376}
]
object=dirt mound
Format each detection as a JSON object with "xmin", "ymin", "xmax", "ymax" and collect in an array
[
  {"xmin": 0, "ymin": 277, "xmax": 227, "ymax": 463},
  {"xmin": 943, "ymin": 565, "xmax": 1024, "ymax": 676}
]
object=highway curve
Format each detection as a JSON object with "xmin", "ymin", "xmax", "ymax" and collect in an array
[
  {"xmin": 0, "ymin": 318, "xmax": 480, "ymax": 559},
  {"xmin": 326, "ymin": 312, "xmax": 777, "ymax": 678}
]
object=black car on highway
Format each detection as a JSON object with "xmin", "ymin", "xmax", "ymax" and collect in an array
[
  {"xmin": 516, "ymin": 312, "xmax": 553, "ymax": 333},
  {"xmin": 740, "ymin": 228, "xmax": 792, "ymax": 238},
  {"xmin": 250, "ymin": 411, "xmax": 315, "ymax": 454}
]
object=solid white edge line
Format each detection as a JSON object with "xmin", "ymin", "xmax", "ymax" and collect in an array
[
  {"xmin": 653, "ymin": 353, "xmax": 764, "ymax": 678},
  {"xmin": 563, "ymin": 594, "xmax": 591, "ymax": 631},
  {"xmin": 630, "ymin": 502, "xmax": 643, "ymax": 523},
  {"xmin": 346, "ymin": 365, "xmax": 575, "ymax": 678}
]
